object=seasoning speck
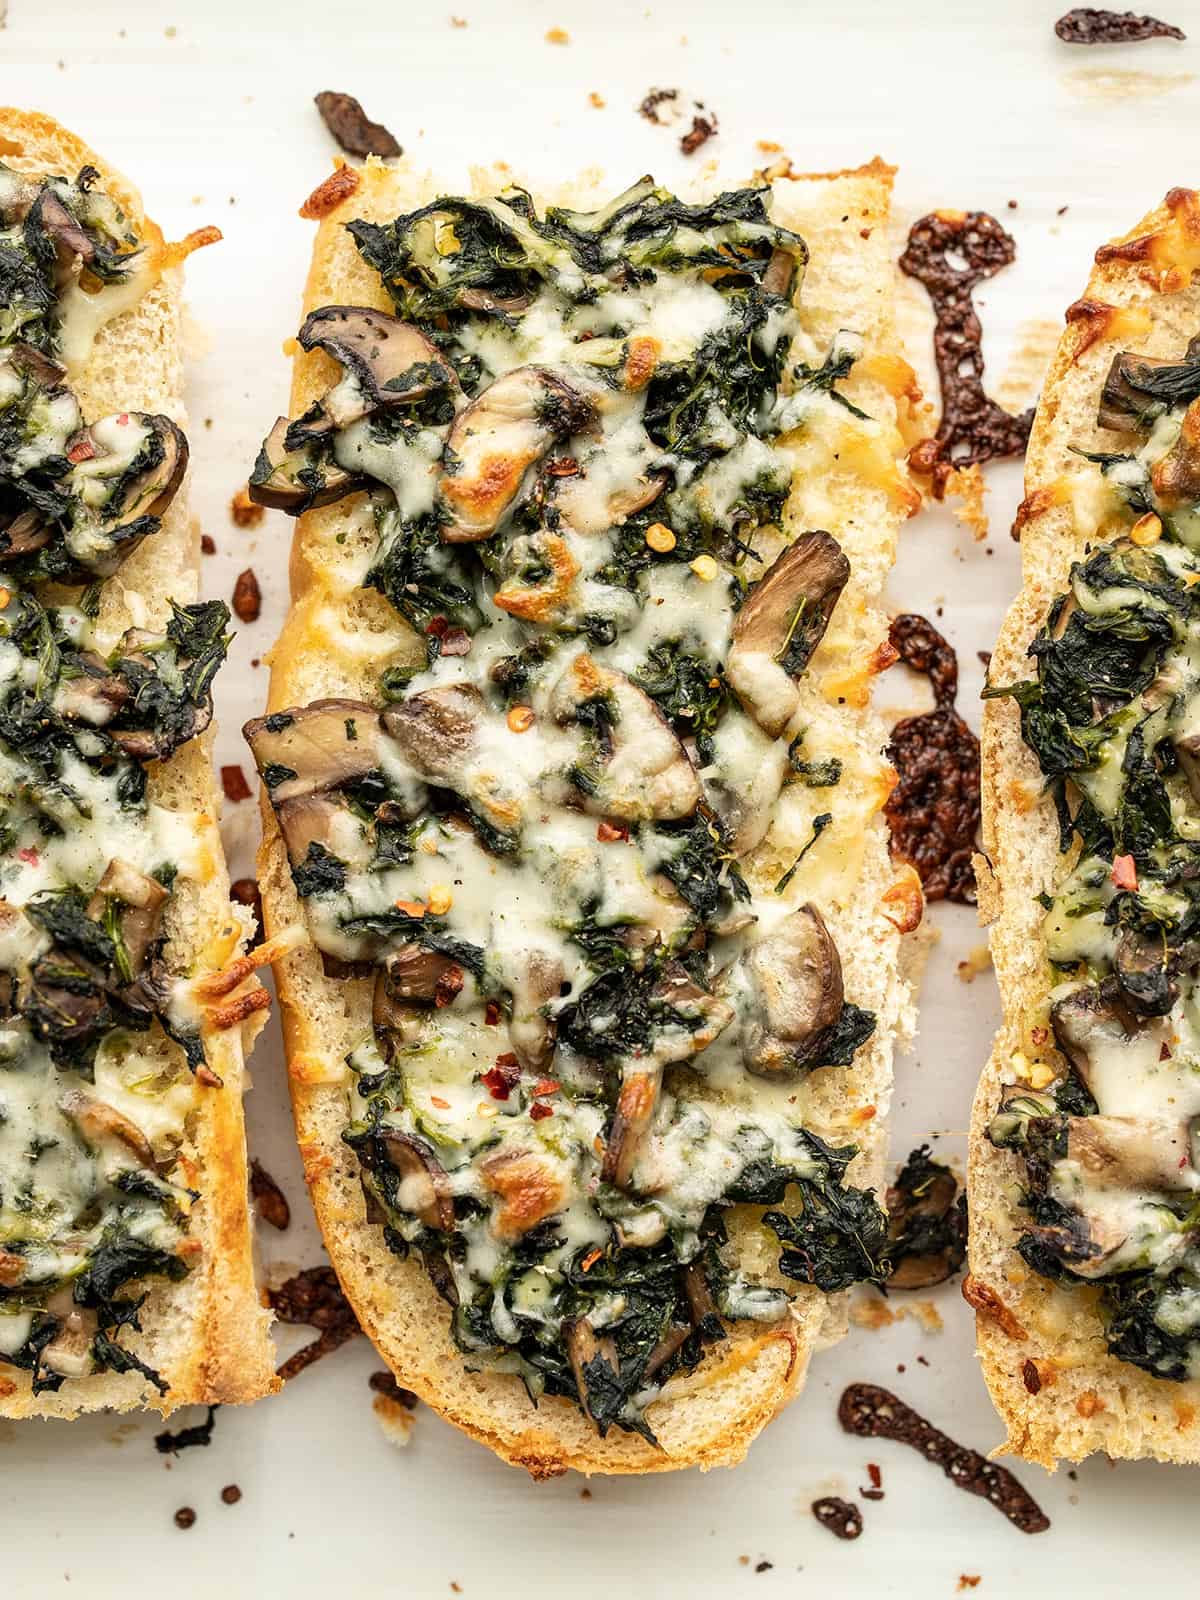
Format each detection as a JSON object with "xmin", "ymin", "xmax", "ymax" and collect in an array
[{"xmin": 232, "ymin": 568, "xmax": 262, "ymax": 623}]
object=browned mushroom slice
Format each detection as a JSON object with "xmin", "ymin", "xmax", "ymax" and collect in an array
[
  {"xmin": 244, "ymin": 699, "xmax": 386, "ymax": 805},
  {"xmin": 372, "ymin": 969, "xmax": 427, "ymax": 1059},
  {"xmin": 8, "ymin": 340, "xmax": 67, "ymax": 389},
  {"xmin": 86, "ymin": 858, "xmax": 168, "ymax": 976},
  {"xmin": 29, "ymin": 186, "xmax": 96, "ymax": 278},
  {"xmin": 379, "ymin": 944, "xmax": 465, "ymax": 1007},
  {"xmin": 297, "ymin": 305, "xmax": 456, "ymax": 428},
  {"xmin": 563, "ymin": 1316, "xmax": 621, "ymax": 1424},
  {"xmin": 382, "ymin": 684, "xmax": 526, "ymax": 837},
  {"xmin": 379, "ymin": 1131, "xmax": 455, "ymax": 1231},
  {"xmin": 65, "ymin": 413, "xmax": 189, "ymax": 573},
  {"xmin": 0, "ymin": 509, "xmax": 52, "ymax": 561},
  {"xmin": 1175, "ymin": 719, "xmax": 1200, "ymax": 805},
  {"xmin": 548, "ymin": 653, "xmax": 701, "ymax": 821},
  {"xmin": 733, "ymin": 904, "xmax": 845, "ymax": 1079},
  {"xmin": 1097, "ymin": 338, "xmax": 1200, "ymax": 433},
  {"xmin": 54, "ymin": 658, "xmax": 130, "ymax": 727},
  {"xmin": 726, "ymin": 532, "xmax": 850, "ymax": 738},
  {"xmin": 884, "ymin": 1156, "xmax": 965, "ymax": 1290},
  {"xmin": 1065, "ymin": 1115, "xmax": 1195, "ymax": 1192},
  {"xmin": 59, "ymin": 1090, "xmax": 157, "ymax": 1170},
  {"xmin": 248, "ymin": 416, "xmax": 365, "ymax": 513},
  {"xmin": 506, "ymin": 949, "xmax": 564, "ymax": 1073},
  {"xmin": 1049, "ymin": 983, "xmax": 1136, "ymax": 1091},
  {"xmin": 479, "ymin": 1147, "xmax": 569, "ymax": 1242},
  {"xmin": 439, "ymin": 366, "xmax": 594, "ymax": 541},
  {"xmin": 1152, "ymin": 397, "xmax": 1200, "ymax": 505},
  {"xmin": 457, "ymin": 287, "xmax": 535, "ymax": 316},
  {"xmin": 601, "ymin": 1065, "xmax": 661, "ymax": 1189},
  {"xmin": 648, "ymin": 963, "xmax": 735, "ymax": 1065}
]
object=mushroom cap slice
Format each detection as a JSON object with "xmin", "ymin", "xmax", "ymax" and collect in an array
[
  {"xmin": 379, "ymin": 1131, "xmax": 455, "ymax": 1232},
  {"xmin": 244, "ymin": 699, "xmax": 385, "ymax": 805},
  {"xmin": 562, "ymin": 1315, "xmax": 621, "ymax": 1426},
  {"xmin": 1152, "ymin": 396, "xmax": 1200, "ymax": 506},
  {"xmin": 248, "ymin": 416, "xmax": 365, "ymax": 513},
  {"xmin": 59, "ymin": 1089, "xmax": 157, "ymax": 1171},
  {"xmin": 505, "ymin": 948, "xmax": 564, "ymax": 1073},
  {"xmin": 297, "ymin": 305, "xmax": 456, "ymax": 428},
  {"xmin": 382, "ymin": 683, "xmax": 528, "ymax": 839},
  {"xmin": 1063, "ymin": 1114, "xmax": 1197, "ymax": 1195},
  {"xmin": 601, "ymin": 1064, "xmax": 662, "ymax": 1189},
  {"xmin": 548, "ymin": 653, "xmax": 702, "ymax": 822},
  {"xmin": 1049, "ymin": 983, "xmax": 1136, "ymax": 1088},
  {"xmin": 726, "ymin": 531, "xmax": 850, "ymax": 738},
  {"xmin": 479, "ymin": 1146, "xmax": 569, "ymax": 1242},
  {"xmin": 86, "ymin": 858, "xmax": 168, "ymax": 976},
  {"xmin": 704, "ymin": 707, "xmax": 791, "ymax": 856},
  {"xmin": 1097, "ymin": 337, "xmax": 1200, "ymax": 433},
  {"xmin": 377, "ymin": 943, "xmax": 465, "ymax": 1008},
  {"xmin": 62, "ymin": 413, "xmax": 188, "ymax": 575},
  {"xmin": 439, "ymin": 366, "xmax": 595, "ymax": 541},
  {"xmin": 735, "ymin": 903, "xmax": 845, "ymax": 1079}
]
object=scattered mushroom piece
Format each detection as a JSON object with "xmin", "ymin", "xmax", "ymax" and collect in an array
[
  {"xmin": 1049, "ymin": 983, "xmax": 1137, "ymax": 1088},
  {"xmin": 379, "ymin": 1131, "xmax": 455, "ymax": 1231},
  {"xmin": 28, "ymin": 186, "xmax": 96, "ymax": 279},
  {"xmin": 244, "ymin": 699, "xmax": 386, "ymax": 805},
  {"xmin": 563, "ymin": 1316, "xmax": 621, "ymax": 1424},
  {"xmin": 725, "ymin": 531, "xmax": 850, "ymax": 738},
  {"xmin": 1097, "ymin": 337, "xmax": 1200, "ymax": 433},
  {"xmin": 439, "ymin": 366, "xmax": 594, "ymax": 541},
  {"xmin": 547, "ymin": 653, "xmax": 702, "ymax": 821},
  {"xmin": 1064, "ymin": 1114, "xmax": 1198, "ymax": 1195},
  {"xmin": 378, "ymin": 944, "xmax": 465, "ymax": 1007},
  {"xmin": 884, "ymin": 1147, "xmax": 967, "ymax": 1290},
  {"xmin": 86, "ymin": 858, "xmax": 168, "ymax": 975},
  {"xmin": 505, "ymin": 948, "xmax": 564, "ymax": 1073},
  {"xmin": 729, "ymin": 904, "xmax": 845, "ymax": 1079},
  {"xmin": 248, "ymin": 416, "xmax": 365, "ymax": 513},
  {"xmin": 704, "ymin": 707, "xmax": 791, "ymax": 856},
  {"xmin": 296, "ymin": 305, "xmax": 455, "ymax": 430}
]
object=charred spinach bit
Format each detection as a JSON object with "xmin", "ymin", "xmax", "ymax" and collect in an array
[
  {"xmin": 365, "ymin": 503, "xmax": 481, "ymax": 644},
  {"xmin": 788, "ymin": 734, "xmax": 843, "ymax": 787},
  {"xmin": 792, "ymin": 336, "xmax": 871, "ymax": 421},
  {"xmin": 764, "ymin": 1132, "xmax": 889, "ymax": 1293},
  {"xmin": 336, "ymin": 904, "xmax": 487, "ymax": 978},
  {"xmin": 651, "ymin": 813, "xmax": 749, "ymax": 920},
  {"xmin": 884, "ymin": 1145, "xmax": 967, "ymax": 1288},
  {"xmin": 774, "ymin": 811, "xmax": 833, "ymax": 895},
  {"xmin": 291, "ymin": 841, "xmax": 348, "ymax": 898}
]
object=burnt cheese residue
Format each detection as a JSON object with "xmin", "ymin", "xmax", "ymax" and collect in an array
[
  {"xmin": 1055, "ymin": 8, "xmax": 1185, "ymax": 43},
  {"xmin": 811, "ymin": 1496, "xmax": 863, "ymax": 1540},
  {"xmin": 985, "ymin": 330, "xmax": 1200, "ymax": 1384},
  {"xmin": 246, "ymin": 178, "xmax": 908, "ymax": 1441},
  {"xmin": 838, "ymin": 1383, "xmax": 1051, "ymax": 1534},
  {"xmin": 900, "ymin": 211, "xmax": 1034, "ymax": 497},
  {"xmin": 884, "ymin": 613, "xmax": 981, "ymax": 903}
]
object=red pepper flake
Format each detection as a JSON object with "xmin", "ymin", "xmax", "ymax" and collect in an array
[
  {"xmin": 117, "ymin": 413, "xmax": 129, "ymax": 426},
  {"xmin": 201, "ymin": 534, "xmax": 216, "ymax": 555},
  {"xmin": 484, "ymin": 999, "xmax": 502, "ymax": 1026},
  {"xmin": 482, "ymin": 1053, "xmax": 521, "ymax": 1100},
  {"xmin": 221, "ymin": 764, "xmax": 252, "ymax": 803},
  {"xmin": 1111, "ymin": 853, "xmax": 1138, "ymax": 891},
  {"xmin": 434, "ymin": 964, "xmax": 465, "ymax": 1008},
  {"xmin": 429, "ymin": 1095, "xmax": 450, "ymax": 1110},
  {"xmin": 867, "ymin": 1462, "xmax": 882, "ymax": 1488},
  {"xmin": 530, "ymin": 1102, "xmax": 554, "ymax": 1121},
  {"xmin": 232, "ymin": 568, "xmax": 262, "ymax": 623},
  {"xmin": 581, "ymin": 1248, "xmax": 603, "ymax": 1272},
  {"xmin": 439, "ymin": 627, "xmax": 471, "ymax": 656},
  {"xmin": 425, "ymin": 616, "xmax": 449, "ymax": 637},
  {"xmin": 533, "ymin": 1078, "xmax": 561, "ymax": 1097},
  {"xmin": 17, "ymin": 846, "xmax": 39, "ymax": 867},
  {"xmin": 1161, "ymin": 1042, "xmax": 1173, "ymax": 1061},
  {"xmin": 66, "ymin": 436, "xmax": 96, "ymax": 463},
  {"xmin": 1030, "ymin": 1025, "xmax": 1048, "ymax": 1046},
  {"xmin": 596, "ymin": 820, "xmax": 630, "ymax": 843}
]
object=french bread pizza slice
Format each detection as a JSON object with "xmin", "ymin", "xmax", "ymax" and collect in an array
[
  {"xmin": 973, "ymin": 188, "xmax": 1200, "ymax": 1466},
  {"xmin": 0, "ymin": 111, "xmax": 277, "ymax": 1416},
  {"xmin": 247, "ymin": 155, "xmax": 919, "ymax": 1474}
]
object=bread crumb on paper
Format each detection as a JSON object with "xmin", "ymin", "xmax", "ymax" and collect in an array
[
  {"xmin": 545, "ymin": 26, "xmax": 570, "ymax": 44},
  {"xmin": 956, "ymin": 944, "xmax": 993, "ymax": 983}
]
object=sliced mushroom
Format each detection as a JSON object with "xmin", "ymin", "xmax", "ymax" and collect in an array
[
  {"xmin": 457, "ymin": 287, "xmax": 536, "ymax": 316},
  {"xmin": 726, "ymin": 532, "xmax": 850, "ymax": 738},
  {"xmin": 382, "ymin": 684, "xmax": 527, "ymax": 838},
  {"xmin": 27, "ymin": 952, "xmax": 109, "ymax": 1048},
  {"xmin": 65, "ymin": 413, "xmax": 189, "ymax": 574},
  {"xmin": 562, "ymin": 1316, "xmax": 621, "ymax": 1426},
  {"xmin": 1114, "ymin": 925, "xmax": 1177, "ymax": 1017},
  {"xmin": 39, "ymin": 1304, "xmax": 99, "ymax": 1381},
  {"xmin": 59, "ymin": 1089, "xmax": 157, "ymax": 1170},
  {"xmin": 0, "ymin": 508, "xmax": 52, "ymax": 561},
  {"xmin": 1097, "ymin": 338, "xmax": 1200, "ymax": 433},
  {"xmin": 86, "ymin": 858, "xmax": 168, "ymax": 976},
  {"xmin": 371, "ymin": 969, "xmax": 427, "ymax": 1059},
  {"xmin": 1064, "ymin": 1114, "xmax": 1195, "ymax": 1194},
  {"xmin": 1049, "ymin": 983, "xmax": 1136, "ymax": 1089},
  {"xmin": 1151, "ymin": 397, "xmax": 1200, "ymax": 506},
  {"xmin": 248, "ymin": 416, "xmax": 365, "ymax": 513},
  {"xmin": 704, "ymin": 708, "xmax": 791, "ymax": 856},
  {"xmin": 274, "ymin": 792, "xmax": 349, "ymax": 868},
  {"xmin": 8, "ymin": 340, "xmax": 67, "ymax": 390},
  {"xmin": 646, "ymin": 963, "xmax": 735, "ymax": 1065},
  {"xmin": 762, "ymin": 246, "xmax": 798, "ymax": 300},
  {"xmin": 379, "ymin": 1131, "xmax": 455, "ymax": 1231},
  {"xmin": 439, "ymin": 366, "xmax": 594, "ymax": 541},
  {"xmin": 54, "ymin": 658, "xmax": 130, "ymax": 727},
  {"xmin": 479, "ymin": 1146, "xmax": 568, "ymax": 1242},
  {"xmin": 506, "ymin": 948, "xmax": 564, "ymax": 1073},
  {"xmin": 547, "ymin": 653, "xmax": 701, "ymax": 821},
  {"xmin": 601, "ymin": 1064, "xmax": 661, "ymax": 1189},
  {"xmin": 297, "ymin": 305, "xmax": 455, "ymax": 429},
  {"xmin": 28, "ymin": 186, "xmax": 95, "ymax": 278},
  {"xmin": 731, "ymin": 904, "xmax": 845, "ymax": 1079},
  {"xmin": 884, "ymin": 1152, "xmax": 966, "ymax": 1290},
  {"xmin": 244, "ymin": 699, "xmax": 385, "ymax": 805},
  {"xmin": 378, "ymin": 944, "xmax": 465, "ymax": 1007}
]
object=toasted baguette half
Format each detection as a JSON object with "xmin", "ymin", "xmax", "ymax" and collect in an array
[
  {"xmin": 971, "ymin": 188, "xmax": 1200, "ymax": 1467},
  {"xmin": 256, "ymin": 155, "xmax": 918, "ymax": 1475},
  {"xmin": 0, "ymin": 110, "xmax": 276, "ymax": 1418}
]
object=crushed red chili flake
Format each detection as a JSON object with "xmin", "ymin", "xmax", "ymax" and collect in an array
[
  {"xmin": 1055, "ymin": 7, "xmax": 1184, "ymax": 42},
  {"xmin": 249, "ymin": 1158, "xmax": 291, "ymax": 1230},
  {"xmin": 597, "ymin": 820, "xmax": 630, "ymax": 842},
  {"xmin": 66, "ymin": 436, "xmax": 96, "ymax": 463},
  {"xmin": 220, "ymin": 764, "xmax": 252, "ymax": 803},
  {"xmin": 530, "ymin": 1102, "xmax": 554, "ymax": 1121},
  {"xmin": 230, "ymin": 877, "xmax": 263, "ymax": 945},
  {"xmin": 434, "ymin": 964, "xmax": 465, "ymax": 1008},
  {"xmin": 1021, "ymin": 1358, "xmax": 1042, "ymax": 1395},
  {"xmin": 884, "ymin": 614, "xmax": 980, "ymax": 903},
  {"xmin": 267, "ymin": 1266, "xmax": 362, "ymax": 1381},
  {"xmin": 438, "ymin": 628, "xmax": 472, "ymax": 656},
  {"xmin": 838, "ymin": 1383, "xmax": 1050, "ymax": 1534},
  {"xmin": 200, "ymin": 534, "xmax": 216, "ymax": 555},
  {"xmin": 314, "ymin": 90, "xmax": 402, "ymax": 158},
  {"xmin": 482, "ymin": 1060, "xmax": 518, "ymax": 1100},
  {"xmin": 533, "ymin": 1078, "xmax": 561, "ymax": 1097},
  {"xmin": 368, "ymin": 1369, "xmax": 418, "ymax": 1407},
  {"xmin": 232, "ymin": 568, "xmax": 262, "ymax": 623},
  {"xmin": 812, "ymin": 1497, "xmax": 862, "ymax": 1540},
  {"xmin": 484, "ymin": 999, "xmax": 502, "ymax": 1026},
  {"xmin": 899, "ymin": 211, "xmax": 1033, "ymax": 497},
  {"xmin": 426, "ymin": 615, "xmax": 449, "ymax": 637}
]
